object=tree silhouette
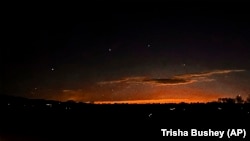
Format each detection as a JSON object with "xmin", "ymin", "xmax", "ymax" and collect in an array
[
  {"xmin": 235, "ymin": 95, "xmax": 244, "ymax": 104},
  {"xmin": 218, "ymin": 98, "xmax": 235, "ymax": 104},
  {"xmin": 246, "ymin": 94, "xmax": 250, "ymax": 103}
]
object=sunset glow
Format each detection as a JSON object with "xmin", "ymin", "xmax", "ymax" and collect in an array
[
  {"xmin": 3, "ymin": 7, "xmax": 250, "ymax": 104},
  {"xmin": 2, "ymin": 4, "xmax": 250, "ymax": 141},
  {"xmin": 38, "ymin": 69, "xmax": 245, "ymax": 104},
  {"xmin": 93, "ymin": 98, "xmax": 212, "ymax": 104}
]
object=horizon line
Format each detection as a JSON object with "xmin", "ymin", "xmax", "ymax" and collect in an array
[{"xmin": 91, "ymin": 98, "xmax": 213, "ymax": 104}]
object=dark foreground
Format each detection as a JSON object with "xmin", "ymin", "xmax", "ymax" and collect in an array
[{"xmin": 0, "ymin": 95, "xmax": 250, "ymax": 140}]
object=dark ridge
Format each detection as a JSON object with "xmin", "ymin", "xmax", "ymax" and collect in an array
[{"xmin": 0, "ymin": 95, "xmax": 249, "ymax": 140}]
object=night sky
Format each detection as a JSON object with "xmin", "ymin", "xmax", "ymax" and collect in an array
[{"xmin": 2, "ymin": 5, "xmax": 250, "ymax": 103}]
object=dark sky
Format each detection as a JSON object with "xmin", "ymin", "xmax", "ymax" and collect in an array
[{"xmin": 2, "ymin": 4, "xmax": 250, "ymax": 103}]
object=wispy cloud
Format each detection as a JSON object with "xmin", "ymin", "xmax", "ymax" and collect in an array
[
  {"xmin": 97, "ymin": 77, "xmax": 146, "ymax": 85},
  {"xmin": 98, "ymin": 69, "xmax": 245, "ymax": 86},
  {"xmin": 60, "ymin": 89, "xmax": 86, "ymax": 101},
  {"xmin": 143, "ymin": 78, "xmax": 197, "ymax": 86},
  {"xmin": 175, "ymin": 69, "xmax": 245, "ymax": 79}
]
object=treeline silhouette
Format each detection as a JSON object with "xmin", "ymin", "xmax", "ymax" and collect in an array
[
  {"xmin": 1, "ymin": 94, "xmax": 250, "ymax": 119},
  {"xmin": 218, "ymin": 94, "xmax": 250, "ymax": 104},
  {"xmin": 0, "ymin": 94, "xmax": 250, "ymax": 139}
]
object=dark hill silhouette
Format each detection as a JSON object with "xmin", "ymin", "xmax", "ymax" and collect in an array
[{"xmin": 0, "ymin": 94, "xmax": 250, "ymax": 140}]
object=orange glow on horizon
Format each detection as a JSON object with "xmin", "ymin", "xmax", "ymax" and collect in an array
[
  {"xmin": 93, "ymin": 98, "xmax": 215, "ymax": 104},
  {"xmin": 42, "ymin": 81, "xmax": 231, "ymax": 104},
  {"xmin": 46, "ymin": 87, "xmax": 225, "ymax": 104}
]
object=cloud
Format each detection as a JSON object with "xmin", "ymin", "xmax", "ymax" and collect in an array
[
  {"xmin": 97, "ymin": 77, "xmax": 193, "ymax": 86},
  {"xmin": 98, "ymin": 69, "xmax": 245, "ymax": 86},
  {"xmin": 175, "ymin": 69, "xmax": 245, "ymax": 79},
  {"xmin": 62, "ymin": 90, "xmax": 75, "ymax": 93},
  {"xmin": 60, "ymin": 89, "xmax": 86, "ymax": 101},
  {"xmin": 143, "ymin": 78, "xmax": 196, "ymax": 86},
  {"xmin": 97, "ymin": 77, "xmax": 146, "ymax": 85}
]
